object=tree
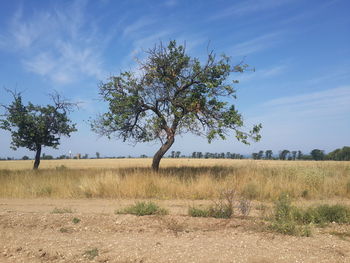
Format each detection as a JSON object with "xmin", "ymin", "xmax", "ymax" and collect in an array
[
  {"xmin": 0, "ymin": 91, "xmax": 77, "ymax": 169},
  {"xmin": 265, "ymin": 150, "xmax": 273, "ymax": 160},
  {"xmin": 279, "ymin": 150, "xmax": 290, "ymax": 160},
  {"xmin": 96, "ymin": 152, "xmax": 100, "ymax": 159},
  {"xmin": 92, "ymin": 41, "xmax": 261, "ymax": 171},
  {"xmin": 291, "ymin": 151, "xmax": 297, "ymax": 160},
  {"xmin": 310, "ymin": 149, "xmax": 324, "ymax": 161},
  {"xmin": 297, "ymin": 150, "xmax": 303, "ymax": 160},
  {"xmin": 252, "ymin": 153, "xmax": 259, "ymax": 160}
]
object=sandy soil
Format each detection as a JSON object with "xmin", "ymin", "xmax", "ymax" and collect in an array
[{"xmin": 1, "ymin": 199, "xmax": 349, "ymax": 263}]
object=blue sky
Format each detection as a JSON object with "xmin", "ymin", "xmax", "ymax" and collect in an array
[{"xmin": 0, "ymin": 0, "xmax": 349, "ymax": 158}]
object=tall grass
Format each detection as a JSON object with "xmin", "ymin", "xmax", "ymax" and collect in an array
[{"xmin": 0, "ymin": 159, "xmax": 349, "ymax": 200}]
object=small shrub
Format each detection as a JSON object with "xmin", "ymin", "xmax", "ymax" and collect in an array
[
  {"xmin": 238, "ymin": 199, "xmax": 252, "ymax": 216},
  {"xmin": 59, "ymin": 227, "xmax": 69, "ymax": 233},
  {"xmin": 83, "ymin": 248, "xmax": 98, "ymax": 260},
  {"xmin": 312, "ymin": 204, "xmax": 350, "ymax": 224},
  {"xmin": 188, "ymin": 189, "xmax": 237, "ymax": 219},
  {"xmin": 72, "ymin": 217, "xmax": 81, "ymax": 224},
  {"xmin": 269, "ymin": 193, "xmax": 350, "ymax": 236},
  {"xmin": 115, "ymin": 201, "xmax": 168, "ymax": 216},
  {"xmin": 188, "ymin": 206, "xmax": 210, "ymax": 217},
  {"xmin": 51, "ymin": 207, "xmax": 73, "ymax": 214}
]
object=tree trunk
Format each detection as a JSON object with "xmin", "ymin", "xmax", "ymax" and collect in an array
[
  {"xmin": 152, "ymin": 135, "xmax": 175, "ymax": 171},
  {"xmin": 33, "ymin": 145, "xmax": 42, "ymax": 170}
]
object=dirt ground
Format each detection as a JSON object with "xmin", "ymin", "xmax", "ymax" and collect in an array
[{"xmin": 0, "ymin": 199, "xmax": 349, "ymax": 263}]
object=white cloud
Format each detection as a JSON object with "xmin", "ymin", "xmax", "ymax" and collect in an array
[
  {"xmin": 123, "ymin": 17, "xmax": 156, "ymax": 38},
  {"xmin": 261, "ymin": 86, "xmax": 350, "ymax": 119},
  {"xmin": 211, "ymin": 0, "xmax": 294, "ymax": 20},
  {"xmin": 230, "ymin": 32, "xmax": 282, "ymax": 57},
  {"xmin": 1, "ymin": 0, "xmax": 108, "ymax": 85},
  {"xmin": 240, "ymin": 64, "xmax": 287, "ymax": 82}
]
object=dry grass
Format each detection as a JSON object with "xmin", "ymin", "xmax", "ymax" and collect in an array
[{"xmin": 0, "ymin": 159, "xmax": 349, "ymax": 200}]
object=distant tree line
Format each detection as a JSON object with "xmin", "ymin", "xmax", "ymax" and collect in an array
[
  {"xmin": 251, "ymin": 147, "xmax": 350, "ymax": 161},
  {"xmin": 1, "ymin": 147, "xmax": 349, "ymax": 162}
]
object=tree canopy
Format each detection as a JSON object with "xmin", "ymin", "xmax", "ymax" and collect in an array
[
  {"xmin": 0, "ymin": 91, "xmax": 77, "ymax": 169},
  {"xmin": 92, "ymin": 40, "xmax": 262, "ymax": 170}
]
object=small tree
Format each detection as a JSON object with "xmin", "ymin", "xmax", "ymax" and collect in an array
[
  {"xmin": 96, "ymin": 152, "xmax": 100, "ymax": 159},
  {"xmin": 0, "ymin": 91, "xmax": 77, "ymax": 169},
  {"xmin": 92, "ymin": 41, "xmax": 261, "ymax": 171},
  {"xmin": 265, "ymin": 150, "xmax": 273, "ymax": 160},
  {"xmin": 310, "ymin": 149, "xmax": 324, "ymax": 161},
  {"xmin": 279, "ymin": 150, "xmax": 290, "ymax": 160}
]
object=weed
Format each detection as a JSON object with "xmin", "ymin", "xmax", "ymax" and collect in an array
[
  {"xmin": 72, "ymin": 217, "xmax": 81, "ymax": 224},
  {"xmin": 269, "ymin": 193, "xmax": 350, "ymax": 236},
  {"xmin": 188, "ymin": 189, "xmax": 235, "ymax": 219},
  {"xmin": 115, "ymin": 201, "xmax": 168, "ymax": 216},
  {"xmin": 83, "ymin": 248, "xmax": 98, "ymax": 260},
  {"xmin": 238, "ymin": 199, "xmax": 252, "ymax": 216},
  {"xmin": 158, "ymin": 217, "xmax": 186, "ymax": 236},
  {"xmin": 51, "ymin": 207, "xmax": 73, "ymax": 214},
  {"xmin": 188, "ymin": 206, "xmax": 210, "ymax": 217},
  {"xmin": 59, "ymin": 227, "xmax": 69, "ymax": 233}
]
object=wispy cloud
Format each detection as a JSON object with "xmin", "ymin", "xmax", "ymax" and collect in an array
[
  {"xmin": 122, "ymin": 17, "xmax": 156, "ymax": 38},
  {"xmin": 1, "ymin": 0, "xmax": 108, "ymax": 85},
  {"xmin": 211, "ymin": 0, "xmax": 293, "ymax": 20},
  {"xmin": 263, "ymin": 86, "xmax": 350, "ymax": 118},
  {"xmin": 230, "ymin": 32, "xmax": 282, "ymax": 57},
  {"xmin": 240, "ymin": 64, "xmax": 287, "ymax": 82}
]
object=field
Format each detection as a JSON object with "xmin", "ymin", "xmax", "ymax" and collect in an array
[{"xmin": 1, "ymin": 159, "xmax": 350, "ymax": 262}]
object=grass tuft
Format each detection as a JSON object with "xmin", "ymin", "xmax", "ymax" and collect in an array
[
  {"xmin": 115, "ymin": 201, "xmax": 168, "ymax": 216},
  {"xmin": 83, "ymin": 248, "xmax": 98, "ymax": 260},
  {"xmin": 51, "ymin": 207, "xmax": 73, "ymax": 214}
]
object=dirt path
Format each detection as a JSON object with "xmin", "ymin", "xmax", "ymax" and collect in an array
[{"xmin": 0, "ymin": 199, "xmax": 349, "ymax": 263}]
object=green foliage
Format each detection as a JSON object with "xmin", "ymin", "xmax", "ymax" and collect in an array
[
  {"xmin": 92, "ymin": 40, "xmax": 261, "ymax": 168},
  {"xmin": 83, "ymin": 248, "xmax": 99, "ymax": 260},
  {"xmin": 270, "ymin": 193, "xmax": 350, "ymax": 236},
  {"xmin": 310, "ymin": 149, "xmax": 325, "ymax": 161},
  {"xmin": 188, "ymin": 205, "xmax": 233, "ymax": 219},
  {"xmin": 115, "ymin": 201, "xmax": 168, "ymax": 216},
  {"xmin": 327, "ymin": 146, "xmax": 350, "ymax": 161},
  {"xmin": 1, "ymin": 91, "xmax": 76, "ymax": 169},
  {"xmin": 1, "ymin": 91, "xmax": 76, "ymax": 151},
  {"xmin": 188, "ymin": 206, "xmax": 210, "ymax": 217},
  {"xmin": 72, "ymin": 217, "xmax": 81, "ymax": 224}
]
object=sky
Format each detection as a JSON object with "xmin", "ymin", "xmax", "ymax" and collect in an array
[{"xmin": 0, "ymin": 0, "xmax": 349, "ymax": 159}]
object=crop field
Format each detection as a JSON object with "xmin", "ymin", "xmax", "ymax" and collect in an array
[
  {"xmin": 0, "ymin": 159, "xmax": 349, "ymax": 200},
  {"xmin": 1, "ymin": 159, "xmax": 350, "ymax": 262}
]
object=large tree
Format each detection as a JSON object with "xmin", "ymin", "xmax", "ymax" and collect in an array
[
  {"xmin": 92, "ymin": 41, "xmax": 262, "ymax": 170},
  {"xmin": 0, "ymin": 91, "xmax": 77, "ymax": 169}
]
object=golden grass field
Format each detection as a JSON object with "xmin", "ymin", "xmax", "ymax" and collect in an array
[{"xmin": 0, "ymin": 158, "xmax": 349, "ymax": 200}]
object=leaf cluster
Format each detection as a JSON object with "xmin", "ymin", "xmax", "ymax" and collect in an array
[
  {"xmin": 93, "ymin": 40, "xmax": 261, "ymax": 145},
  {"xmin": 0, "ymin": 91, "xmax": 77, "ymax": 151}
]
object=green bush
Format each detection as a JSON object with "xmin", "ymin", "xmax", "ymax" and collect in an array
[
  {"xmin": 270, "ymin": 193, "xmax": 350, "ymax": 236},
  {"xmin": 72, "ymin": 217, "xmax": 81, "ymax": 224},
  {"xmin": 188, "ymin": 206, "xmax": 210, "ymax": 217},
  {"xmin": 188, "ymin": 205, "xmax": 233, "ymax": 219},
  {"xmin": 116, "ymin": 201, "xmax": 168, "ymax": 216}
]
